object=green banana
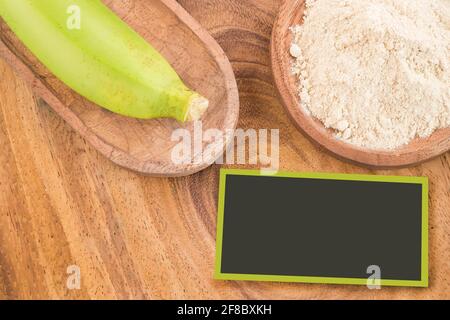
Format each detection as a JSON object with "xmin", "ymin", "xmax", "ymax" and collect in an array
[{"xmin": 0, "ymin": 0, "xmax": 208, "ymax": 121}]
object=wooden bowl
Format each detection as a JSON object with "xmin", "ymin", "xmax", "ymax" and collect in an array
[
  {"xmin": 271, "ymin": 0, "xmax": 450, "ymax": 168},
  {"xmin": 0, "ymin": 0, "xmax": 239, "ymax": 177}
]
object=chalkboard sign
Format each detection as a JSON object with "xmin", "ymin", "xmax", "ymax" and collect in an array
[{"xmin": 215, "ymin": 170, "xmax": 428, "ymax": 287}]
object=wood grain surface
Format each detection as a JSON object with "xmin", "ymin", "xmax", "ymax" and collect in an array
[
  {"xmin": 0, "ymin": 0, "xmax": 449, "ymax": 299},
  {"xmin": 271, "ymin": 0, "xmax": 450, "ymax": 168},
  {"xmin": 0, "ymin": 0, "xmax": 239, "ymax": 177}
]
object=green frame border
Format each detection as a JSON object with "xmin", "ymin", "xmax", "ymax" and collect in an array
[{"xmin": 214, "ymin": 169, "xmax": 429, "ymax": 288}]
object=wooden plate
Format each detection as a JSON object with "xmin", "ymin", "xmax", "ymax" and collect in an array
[
  {"xmin": 0, "ymin": 0, "xmax": 239, "ymax": 177},
  {"xmin": 271, "ymin": 0, "xmax": 450, "ymax": 168}
]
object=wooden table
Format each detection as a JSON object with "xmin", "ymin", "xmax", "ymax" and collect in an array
[{"xmin": 0, "ymin": 0, "xmax": 449, "ymax": 299}]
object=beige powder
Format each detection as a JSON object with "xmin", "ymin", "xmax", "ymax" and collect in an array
[{"xmin": 291, "ymin": 0, "xmax": 450, "ymax": 150}]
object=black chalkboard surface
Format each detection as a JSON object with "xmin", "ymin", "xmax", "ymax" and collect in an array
[{"xmin": 215, "ymin": 170, "xmax": 428, "ymax": 287}]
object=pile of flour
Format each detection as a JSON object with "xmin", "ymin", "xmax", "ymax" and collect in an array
[{"xmin": 290, "ymin": 0, "xmax": 450, "ymax": 150}]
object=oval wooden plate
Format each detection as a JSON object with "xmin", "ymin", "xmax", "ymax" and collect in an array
[
  {"xmin": 271, "ymin": 0, "xmax": 450, "ymax": 168},
  {"xmin": 0, "ymin": 0, "xmax": 239, "ymax": 177}
]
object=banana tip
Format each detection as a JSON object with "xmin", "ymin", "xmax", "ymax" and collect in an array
[{"xmin": 186, "ymin": 95, "xmax": 209, "ymax": 121}]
